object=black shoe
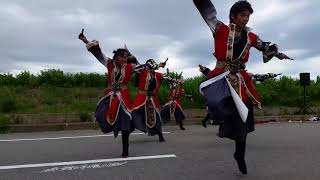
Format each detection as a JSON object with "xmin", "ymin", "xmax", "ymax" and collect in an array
[
  {"xmin": 159, "ymin": 135, "xmax": 166, "ymax": 142},
  {"xmin": 234, "ymin": 154, "xmax": 247, "ymax": 175},
  {"xmin": 159, "ymin": 137, "xmax": 165, "ymax": 142},
  {"xmin": 201, "ymin": 120, "xmax": 207, "ymax": 128},
  {"xmin": 158, "ymin": 132, "xmax": 165, "ymax": 142},
  {"xmin": 122, "ymin": 152, "xmax": 128, "ymax": 158},
  {"xmin": 179, "ymin": 125, "xmax": 186, "ymax": 130}
]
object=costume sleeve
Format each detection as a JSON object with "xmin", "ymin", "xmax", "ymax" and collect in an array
[
  {"xmin": 193, "ymin": 0, "xmax": 222, "ymax": 36},
  {"xmin": 133, "ymin": 64, "xmax": 147, "ymax": 73},
  {"xmin": 253, "ymin": 36, "xmax": 282, "ymax": 63},
  {"xmin": 162, "ymin": 74, "xmax": 176, "ymax": 83},
  {"xmin": 86, "ymin": 40, "xmax": 112, "ymax": 67}
]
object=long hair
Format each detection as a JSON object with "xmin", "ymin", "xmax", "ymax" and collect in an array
[{"xmin": 229, "ymin": 1, "xmax": 253, "ymax": 22}]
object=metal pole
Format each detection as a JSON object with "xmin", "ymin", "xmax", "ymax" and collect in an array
[{"xmin": 303, "ymin": 85, "xmax": 306, "ymax": 114}]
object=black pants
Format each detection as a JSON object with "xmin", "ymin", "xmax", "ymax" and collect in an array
[
  {"xmin": 234, "ymin": 140, "xmax": 247, "ymax": 174},
  {"xmin": 179, "ymin": 121, "xmax": 184, "ymax": 129},
  {"xmin": 121, "ymin": 131, "xmax": 130, "ymax": 155},
  {"xmin": 235, "ymin": 140, "xmax": 246, "ymax": 160}
]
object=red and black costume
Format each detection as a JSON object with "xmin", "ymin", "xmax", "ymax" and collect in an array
[
  {"xmin": 84, "ymin": 40, "xmax": 135, "ymax": 157},
  {"xmin": 160, "ymin": 80, "xmax": 186, "ymax": 130},
  {"xmin": 132, "ymin": 60, "xmax": 173, "ymax": 142},
  {"xmin": 194, "ymin": 0, "xmax": 290, "ymax": 174},
  {"xmin": 194, "ymin": 0, "xmax": 284, "ymax": 141}
]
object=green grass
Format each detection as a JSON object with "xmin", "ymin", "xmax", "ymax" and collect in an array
[{"xmin": 0, "ymin": 70, "xmax": 320, "ymax": 113}]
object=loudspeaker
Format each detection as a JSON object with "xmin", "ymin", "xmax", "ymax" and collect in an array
[{"xmin": 300, "ymin": 73, "xmax": 310, "ymax": 86}]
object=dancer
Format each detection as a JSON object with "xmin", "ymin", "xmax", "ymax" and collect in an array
[
  {"xmin": 132, "ymin": 59, "xmax": 174, "ymax": 142},
  {"xmin": 194, "ymin": 0, "xmax": 292, "ymax": 174},
  {"xmin": 78, "ymin": 29, "xmax": 137, "ymax": 158},
  {"xmin": 160, "ymin": 75, "xmax": 190, "ymax": 130}
]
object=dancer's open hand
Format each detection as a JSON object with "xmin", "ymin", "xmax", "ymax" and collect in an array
[{"xmin": 277, "ymin": 53, "xmax": 293, "ymax": 60}]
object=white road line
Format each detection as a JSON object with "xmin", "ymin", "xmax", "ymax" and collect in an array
[
  {"xmin": 0, "ymin": 132, "xmax": 171, "ymax": 142},
  {"xmin": 0, "ymin": 154, "xmax": 177, "ymax": 170},
  {"xmin": 40, "ymin": 162, "xmax": 128, "ymax": 173}
]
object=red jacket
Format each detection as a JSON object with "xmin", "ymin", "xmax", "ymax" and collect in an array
[
  {"xmin": 207, "ymin": 23, "xmax": 261, "ymax": 106},
  {"xmin": 132, "ymin": 69, "xmax": 163, "ymax": 112},
  {"xmin": 103, "ymin": 61, "xmax": 134, "ymax": 125},
  {"xmin": 167, "ymin": 83, "xmax": 184, "ymax": 108}
]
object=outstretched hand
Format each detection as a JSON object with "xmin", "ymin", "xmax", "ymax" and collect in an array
[
  {"xmin": 278, "ymin": 53, "xmax": 294, "ymax": 60},
  {"xmin": 199, "ymin": 64, "xmax": 206, "ymax": 72},
  {"xmin": 159, "ymin": 58, "xmax": 168, "ymax": 68}
]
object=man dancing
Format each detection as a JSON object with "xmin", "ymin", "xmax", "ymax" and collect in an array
[
  {"xmin": 194, "ymin": 0, "xmax": 292, "ymax": 174},
  {"xmin": 161, "ymin": 77, "xmax": 189, "ymax": 130},
  {"xmin": 132, "ymin": 59, "xmax": 174, "ymax": 142},
  {"xmin": 79, "ymin": 29, "xmax": 137, "ymax": 158}
]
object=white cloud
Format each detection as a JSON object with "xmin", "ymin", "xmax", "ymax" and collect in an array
[
  {"xmin": 56, "ymin": 8, "xmax": 117, "ymax": 27},
  {"xmin": 283, "ymin": 49, "xmax": 310, "ymax": 58},
  {"xmin": 278, "ymin": 32, "xmax": 289, "ymax": 40},
  {"xmin": 0, "ymin": 2, "xmax": 44, "ymax": 24},
  {"xmin": 250, "ymin": 0, "xmax": 308, "ymax": 27},
  {"xmin": 157, "ymin": 41, "xmax": 189, "ymax": 68}
]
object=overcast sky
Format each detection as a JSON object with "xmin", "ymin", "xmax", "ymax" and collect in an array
[{"xmin": 1, "ymin": 0, "xmax": 319, "ymax": 79}]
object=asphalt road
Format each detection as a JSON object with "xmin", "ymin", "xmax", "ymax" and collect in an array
[{"xmin": 1, "ymin": 123, "xmax": 320, "ymax": 180}]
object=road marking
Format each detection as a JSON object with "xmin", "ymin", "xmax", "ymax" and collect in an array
[
  {"xmin": 288, "ymin": 120, "xmax": 320, "ymax": 123},
  {"xmin": 0, "ymin": 132, "xmax": 171, "ymax": 142},
  {"xmin": 40, "ymin": 162, "xmax": 128, "ymax": 173},
  {"xmin": 0, "ymin": 154, "xmax": 177, "ymax": 170}
]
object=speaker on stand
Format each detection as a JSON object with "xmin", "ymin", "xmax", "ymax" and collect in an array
[{"xmin": 298, "ymin": 73, "xmax": 315, "ymax": 115}]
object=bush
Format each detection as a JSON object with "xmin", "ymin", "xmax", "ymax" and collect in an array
[
  {"xmin": 0, "ymin": 71, "xmax": 319, "ymax": 113},
  {"xmin": 0, "ymin": 114, "xmax": 11, "ymax": 133},
  {"xmin": 39, "ymin": 69, "xmax": 67, "ymax": 86},
  {"xmin": 80, "ymin": 112, "xmax": 92, "ymax": 122},
  {"xmin": 0, "ymin": 97, "xmax": 17, "ymax": 113},
  {"xmin": 0, "ymin": 73, "xmax": 15, "ymax": 86},
  {"xmin": 16, "ymin": 71, "xmax": 32, "ymax": 86}
]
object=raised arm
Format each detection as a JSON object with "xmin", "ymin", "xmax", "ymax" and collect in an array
[
  {"xmin": 78, "ymin": 29, "xmax": 112, "ymax": 67},
  {"xmin": 253, "ymin": 36, "xmax": 293, "ymax": 63},
  {"xmin": 199, "ymin": 64, "xmax": 211, "ymax": 76},
  {"xmin": 251, "ymin": 73, "xmax": 282, "ymax": 82},
  {"xmin": 193, "ymin": 0, "xmax": 221, "ymax": 35},
  {"xmin": 133, "ymin": 64, "xmax": 148, "ymax": 73},
  {"xmin": 134, "ymin": 58, "xmax": 168, "ymax": 73},
  {"xmin": 162, "ymin": 74, "xmax": 177, "ymax": 84}
]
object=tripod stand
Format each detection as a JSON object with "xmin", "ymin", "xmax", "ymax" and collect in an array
[
  {"xmin": 297, "ymin": 73, "xmax": 317, "ymax": 115},
  {"xmin": 298, "ymin": 85, "xmax": 316, "ymax": 115}
]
